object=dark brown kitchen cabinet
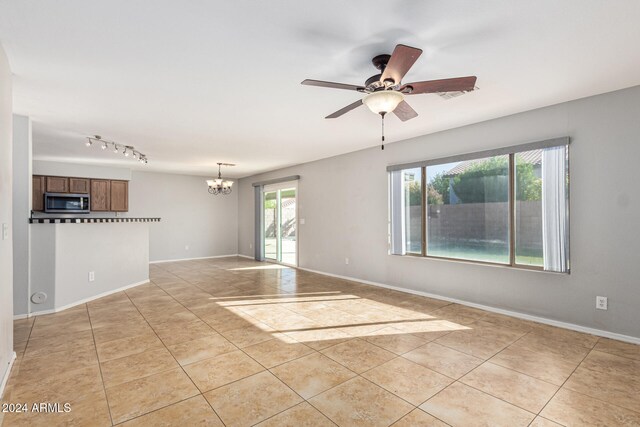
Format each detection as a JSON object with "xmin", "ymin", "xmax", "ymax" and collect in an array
[
  {"xmin": 45, "ymin": 176, "xmax": 68, "ymax": 193},
  {"xmin": 90, "ymin": 180, "xmax": 111, "ymax": 211},
  {"xmin": 110, "ymin": 180, "xmax": 128, "ymax": 212},
  {"xmin": 32, "ymin": 175, "xmax": 129, "ymax": 212},
  {"xmin": 32, "ymin": 175, "xmax": 45, "ymax": 211},
  {"xmin": 69, "ymin": 178, "xmax": 90, "ymax": 194}
]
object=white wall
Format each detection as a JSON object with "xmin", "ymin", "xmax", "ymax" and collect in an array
[
  {"xmin": 128, "ymin": 171, "xmax": 238, "ymax": 262},
  {"xmin": 12, "ymin": 115, "xmax": 31, "ymax": 315},
  {"xmin": 238, "ymin": 85, "xmax": 640, "ymax": 340},
  {"xmin": 0, "ymin": 42, "xmax": 14, "ymax": 396}
]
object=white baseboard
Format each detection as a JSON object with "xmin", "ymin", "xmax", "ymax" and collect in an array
[
  {"xmin": 13, "ymin": 279, "xmax": 150, "ymax": 319},
  {"xmin": 150, "ymin": 254, "xmax": 240, "ymax": 264},
  {"xmin": 0, "ymin": 352, "xmax": 17, "ymax": 399},
  {"xmin": 297, "ymin": 266, "xmax": 640, "ymax": 345},
  {"xmin": 237, "ymin": 254, "xmax": 254, "ymax": 260}
]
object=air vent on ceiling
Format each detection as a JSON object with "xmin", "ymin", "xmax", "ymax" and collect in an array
[{"xmin": 437, "ymin": 86, "xmax": 479, "ymax": 100}]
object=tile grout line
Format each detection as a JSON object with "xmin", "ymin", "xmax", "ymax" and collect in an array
[
  {"xmin": 161, "ymin": 262, "xmax": 415, "ymax": 425},
  {"xmin": 169, "ymin": 260, "xmax": 524, "ymax": 426},
  {"xmin": 534, "ymin": 341, "xmax": 597, "ymax": 421},
  {"xmin": 85, "ymin": 303, "xmax": 115, "ymax": 426},
  {"xmin": 139, "ymin": 260, "xmax": 640, "ymax": 423},
  {"xmin": 121, "ymin": 282, "xmax": 230, "ymax": 427}
]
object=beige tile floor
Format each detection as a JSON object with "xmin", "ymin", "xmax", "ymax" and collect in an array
[{"xmin": 2, "ymin": 256, "xmax": 640, "ymax": 426}]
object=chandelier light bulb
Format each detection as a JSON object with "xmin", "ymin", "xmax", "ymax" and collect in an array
[
  {"xmin": 113, "ymin": 145, "xmax": 119, "ymax": 153},
  {"xmin": 124, "ymin": 149, "xmax": 129, "ymax": 157},
  {"xmin": 101, "ymin": 142, "xmax": 107, "ymax": 150},
  {"xmin": 85, "ymin": 139, "xmax": 92, "ymax": 147}
]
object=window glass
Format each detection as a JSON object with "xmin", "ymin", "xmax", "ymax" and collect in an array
[
  {"xmin": 403, "ymin": 168, "xmax": 422, "ymax": 254},
  {"xmin": 515, "ymin": 150, "xmax": 543, "ymax": 266},
  {"xmin": 426, "ymin": 156, "xmax": 510, "ymax": 263}
]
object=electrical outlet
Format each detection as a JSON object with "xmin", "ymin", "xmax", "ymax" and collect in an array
[
  {"xmin": 249, "ymin": 243, "xmax": 253, "ymax": 249},
  {"xmin": 345, "ymin": 257, "xmax": 349, "ymax": 265},
  {"xmin": 185, "ymin": 245, "xmax": 189, "ymax": 251},
  {"xmin": 2, "ymin": 223, "xmax": 8, "ymax": 240},
  {"xmin": 300, "ymin": 218, "xmax": 305, "ymax": 225},
  {"xmin": 88, "ymin": 271, "xmax": 95, "ymax": 282},
  {"xmin": 596, "ymin": 296, "xmax": 608, "ymax": 310}
]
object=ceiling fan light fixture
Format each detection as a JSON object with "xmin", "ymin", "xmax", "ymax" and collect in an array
[{"xmin": 363, "ymin": 90, "xmax": 404, "ymax": 115}]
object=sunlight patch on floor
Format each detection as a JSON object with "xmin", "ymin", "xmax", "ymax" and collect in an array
[{"xmin": 228, "ymin": 264, "xmax": 292, "ymax": 271}]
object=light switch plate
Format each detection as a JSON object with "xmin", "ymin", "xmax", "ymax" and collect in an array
[
  {"xmin": 2, "ymin": 223, "xmax": 8, "ymax": 240},
  {"xmin": 88, "ymin": 271, "xmax": 95, "ymax": 282}
]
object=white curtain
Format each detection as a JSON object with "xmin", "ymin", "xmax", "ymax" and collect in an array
[
  {"xmin": 389, "ymin": 170, "xmax": 406, "ymax": 255},
  {"xmin": 542, "ymin": 146, "xmax": 569, "ymax": 272}
]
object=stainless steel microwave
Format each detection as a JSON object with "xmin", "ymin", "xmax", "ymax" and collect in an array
[{"xmin": 44, "ymin": 193, "xmax": 91, "ymax": 213}]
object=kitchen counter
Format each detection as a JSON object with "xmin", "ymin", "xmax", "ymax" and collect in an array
[{"xmin": 29, "ymin": 217, "xmax": 160, "ymax": 224}]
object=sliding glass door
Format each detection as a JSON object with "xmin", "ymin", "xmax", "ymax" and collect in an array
[
  {"xmin": 263, "ymin": 190, "xmax": 278, "ymax": 260},
  {"xmin": 263, "ymin": 183, "xmax": 297, "ymax": 266}
]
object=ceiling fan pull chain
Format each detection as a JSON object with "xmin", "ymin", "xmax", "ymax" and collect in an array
[{"xmin": 381, "ymin": 112, "xmax": 386, "ymax": 150}]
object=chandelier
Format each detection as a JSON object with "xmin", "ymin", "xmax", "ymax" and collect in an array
[{"xmin": 207, "ymin": 163, "xmax": 235, "ymax": 195}]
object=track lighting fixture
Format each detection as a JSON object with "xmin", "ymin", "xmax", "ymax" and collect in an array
[{"xmin": 85, "ymin": 135, "xmax": 149, "ymax": 165}]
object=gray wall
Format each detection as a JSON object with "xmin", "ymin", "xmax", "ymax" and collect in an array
[
  {"xmin": 33, "ymin": 160, "xmax": 131, "ymax": 181},
  {"xmin": 25, "ymin": 223, "xmax": 149, "ymax": 315},
  {"xmin": 54, "ymin": 223, "xmax": 149, "ymax": 307},
  {"xmin": 0, "ymin": 43, "xmax": 14, "ymax": 395},
  {"xmin": 238, "ymin": 85, "xmax": 640, "ymax": 339},
  {"xmin": 28, "ymin": 224, "xmax": 55, "ymax": 312},
  {"xmin": 12, "ymin": 115, "xmax": 31, "ymax": 316},
  {"xmin": 30, "ymin": 163, "xmax": 240, "ymax": 262},
  {"xmin": 128, "ymin": 170, "xmax": 238, "ymax": 262}
]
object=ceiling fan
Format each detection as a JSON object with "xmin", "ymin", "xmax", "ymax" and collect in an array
[{"xmin": 301, "ymin": 44, "xmax": 477, "ymax": 149}]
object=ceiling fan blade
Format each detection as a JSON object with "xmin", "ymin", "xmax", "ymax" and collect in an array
[
  {"xmin": 380, "ymin": 44, "xmax": 423, "ymax": 85},
  {"xmin": 401, "ymin": 76, "xmax": 477, "ymax": 94},
  {"xmin": 325, "ymin": 99, "xmax": 363, "ymax": 119},
  {"xmin": 393, "ymin": 100, "xmax": 418, "ymax": 122},
  {"xmin": 302, "ymin": 79, "xmax": 365, "ymax": 92}
]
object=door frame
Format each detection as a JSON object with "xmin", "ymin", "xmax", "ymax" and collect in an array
[{"xmin": 262, "ymin": 181, "xmax": 298, "ymax": 267}]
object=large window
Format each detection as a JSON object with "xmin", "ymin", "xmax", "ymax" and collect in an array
[{"xmin": 389, "ymin": 139, "xmax": 569, "ymax": 272}]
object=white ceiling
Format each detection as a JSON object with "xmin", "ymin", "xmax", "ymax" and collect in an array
[{"xmin": 1, "ymin": 0, "xmax": 640, "ymax": 177}]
